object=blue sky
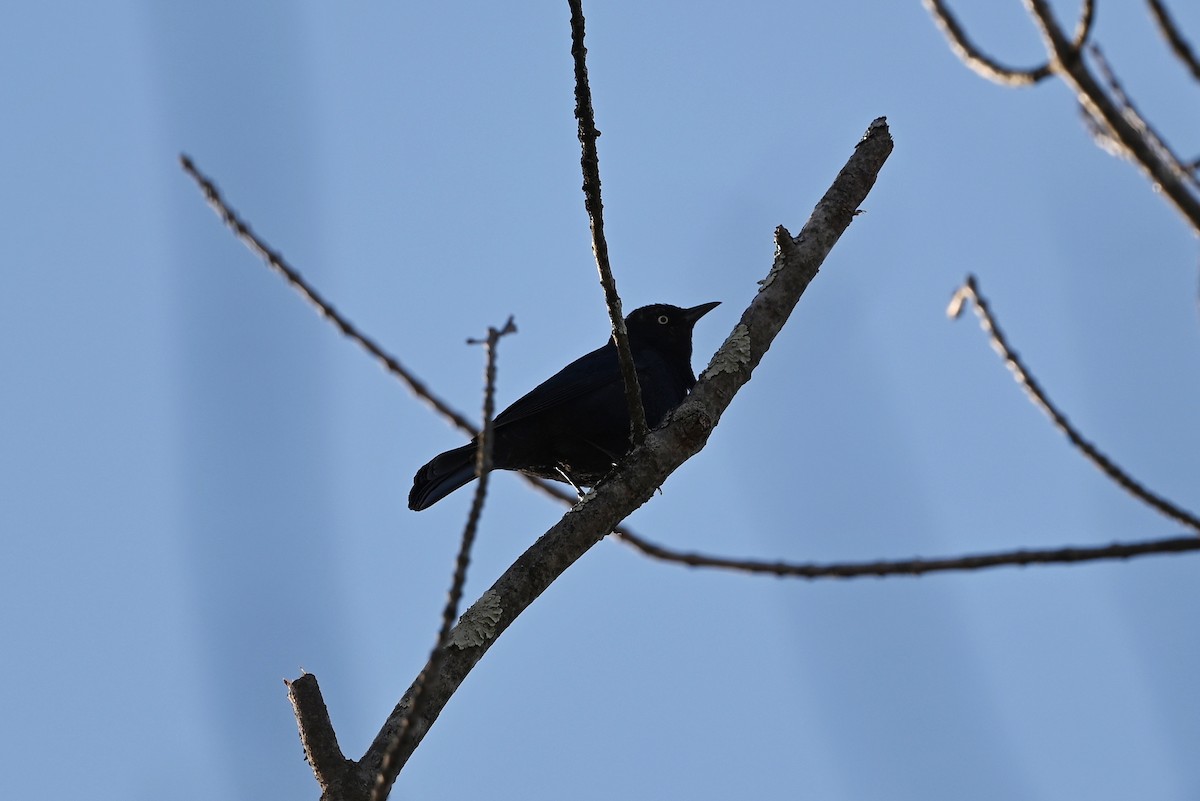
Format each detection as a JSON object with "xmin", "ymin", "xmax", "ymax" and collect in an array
[{"xmin": 3, "ymin": 2, "xmax": 1199, "ymax": 799}]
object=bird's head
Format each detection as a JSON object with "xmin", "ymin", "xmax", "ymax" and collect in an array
[{"xmin": 624, "ymin": 301, "xmax": 720, "ymax": 354}]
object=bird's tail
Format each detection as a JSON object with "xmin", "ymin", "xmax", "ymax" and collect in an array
[{"xmin": 408, "ymin": 443, "xmax": 480, "ymax": 511}]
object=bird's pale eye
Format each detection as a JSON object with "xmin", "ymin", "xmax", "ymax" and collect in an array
[{"xmin": 657, "ymin": 315, "xmax": 669, "ymax": 324}]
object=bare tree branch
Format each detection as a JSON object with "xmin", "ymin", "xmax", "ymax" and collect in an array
[
  {"xmin": 949, "ymin": 274, "xmax": 1200, "ymax": 534},
  {"xmin": 924, "ymin": 0, "xmax": 1200, "ymax": 232},
  {"xmin": 177, "ymin": 155, "xmax": 479, "ymax": 435},
  {"xmin": 367, "ymin": 318, "xmax": 515, "ymax": 801},
  {"xmin": 616, "ymin": 528, "xmax": 1200, "ymax": 576},
  {"xmin": 525, "ymin": 462, "xmax": 1199, "ymax": 579},
  {"xmin": 287, "ymin": 673, "xmax": 359, "ymax": 798},
  {"xmin": 1072, "ymin": 0, "xmax": 1097, "ymax": 49},
  {"xmin": 1021, "ymin": 0, "xmax": 1200, "ymax": 234},
  {"xmin": 1146, "ymin": 0, "xmax": 1200, "ymax": 82},
  {"xmin": 1084, "ymin": 44, "xmax": 1200, "ymax": 190},
  {"xmin": 568, "ymin": 0, "xmax": 647, "ymax": 447},
  {"xmin": 312, "ymin": 117, "xmax": 893, "ymax": 796},
  {"xmin": 923, "ymin": 0, "xmax": 1094, "ymax": 86},
  {"xmin": 924, "ymin": 0, "xmax": 1051, "ymax": 85},
  {"xmin": 287, "ymin": 316, "xmax": 514, "ymax": 801}
]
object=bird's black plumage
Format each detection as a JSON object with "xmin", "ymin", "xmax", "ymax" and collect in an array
[{"xmin": 408, "ymin": 301, "xmax": 719, "ymax": 511}]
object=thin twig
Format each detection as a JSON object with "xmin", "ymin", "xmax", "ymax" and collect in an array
[
  {"xmin": 922, "ymin": 0, "xmax": 1096, "ymax": 86},
  {"xmin": 1086, "ymin": 44, "xmax": 1200, "ymax": 190},
  {"xmin": 924, "ymin": 0, "xmax": 1051, "ymax": 85},
  {"xmin": 567, "ymin": 0, "xmax": 648, "ymax": 447},
  {"xmin": 616, "ymin": 528, "xmax": 1200, "ymax": 577},
  {"xmin": 530, "ymin": 476, "xmax": 1196, "ymax": 580},
  {"xmin": 948, "ymin": 275, "xmax": 1200, "ymax": 534},
  {"xmin": 1146, "ymin": 0, "xmax": 1200, "ymax": 82},
  {"xmin": 1071, "ymin": 0, "xmax": 1097, "ymax": 49},
  {"xmin": 370, "ymin": 317, "xmax": 515, "ymax": 801},
  {"xmin": 178, "ymin": 154, "xmax": 479, "ymax": 435}
]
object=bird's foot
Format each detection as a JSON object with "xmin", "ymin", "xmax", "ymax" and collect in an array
[{"xmin": 555, "ymin": 465, "xmax": 587, "ymax": 500}]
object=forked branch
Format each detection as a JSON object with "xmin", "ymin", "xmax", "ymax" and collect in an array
[
  {"xmin": 924, "ymin": 0, "xmax": 1200, "ymax": 234},
  {"xmin": 277, "ymin": 117, "xmax": 893, "ymax": 800}
]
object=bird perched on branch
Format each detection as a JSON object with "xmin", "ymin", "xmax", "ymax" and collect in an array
[{"xmin": 409, "ymin": 301, "xmax": 720, "ymax": 511}]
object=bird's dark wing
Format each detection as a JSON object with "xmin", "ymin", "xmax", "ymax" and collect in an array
[{"xmin": 493, "ymin": 343, "xmax": 620, "ymax": 427}]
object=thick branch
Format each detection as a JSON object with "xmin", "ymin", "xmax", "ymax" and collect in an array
[
  {"xmin": 287, "ymin": 674, "xmax": 362, "ymax": 798},
  {"xmin": 347, "ymin": 117, "xmax": 894, "ymax": 787}
]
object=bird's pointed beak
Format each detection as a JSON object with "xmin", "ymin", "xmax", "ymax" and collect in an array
[{"xmin": 681, "ymin": 301, "xmax": 720, "ymax": 323}]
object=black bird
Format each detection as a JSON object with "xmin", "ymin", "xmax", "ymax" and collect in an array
[{"xmin": 409, "ymin": 301, "xmax": 720, "ymax": 511}]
